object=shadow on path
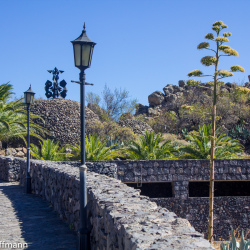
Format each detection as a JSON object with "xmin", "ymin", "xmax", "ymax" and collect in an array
[{"xmin": 0, "ymin": 181, "xmax": 77, "ymax": 250}]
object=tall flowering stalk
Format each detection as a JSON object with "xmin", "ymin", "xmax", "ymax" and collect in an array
[{"xmin": 187, "ymin": 21, "xmax": 244, "ymax": 243}]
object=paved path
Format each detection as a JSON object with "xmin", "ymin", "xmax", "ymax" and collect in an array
[{"xmin": 0, "ymin": 181, "xmax": 77, "ymax": 250}]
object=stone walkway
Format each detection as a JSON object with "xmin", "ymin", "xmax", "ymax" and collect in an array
[{"xmin": 0, "ymin": 181, "xmax": 77, "ymax": 250}]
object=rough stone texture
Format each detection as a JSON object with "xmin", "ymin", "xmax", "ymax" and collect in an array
[
  {"xmin": 178, "ymin": 80, "xmax": 186, "ymax": 87},
  {"xmin": 135, "ymin": 104, "xmax": 149, "ymax": 116},
  {"xmin": 30, "ymin": 98, "xmax": 100, "ymax": 146},
  {"xmin": 0, "ymin": 147, "xmax": 27, "ymax": 158},
  {"xmin": 137, "ymin": 79, "xmax": 239, "ymax": 115},
  {"xmin": 0, "ymin": 156, "xmax": 21, "ymax": 181},
  {"xmin": 60, "ymin": 161, "xmax": 118, "ymax": 179},
  {"xmin": 30, "ymin": 99, "xmax": 152, "ymax": 146},
  {"xmin": 0, "ymin": 156, "xmax": 213, "ymax": 249},
  {"xmin": 118, "ymin": 119, "xmax": 153, "ymax": 136},
  {"xmin": 116, "ymin": 159, "xmax": 250, "ymax": 240},
  {"xmin": 2, "ymin": 156, "xmax": 250, "ymax": 242},
  {"xmin": 148, "ymin": 91, "xmax": 165, "ymax": 106},
  {"xmin": 153, "ymin": 197, "xmax": 250, "ymax": 241}
]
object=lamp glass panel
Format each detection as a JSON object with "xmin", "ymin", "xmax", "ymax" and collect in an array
[
  {"xmin": 30, "ymin": 94, "xmax": 34, "ymax": 104},
  {"xmin": 24, "ymin": 92, "xmax": 35, "ymax": 104},
  {"xmin": 89, "ymin": 47, "xmax": 93, "ymax": 66},
  {"xmin": 24, "ymin": 93, "xmax": 28, "ymax": 103},
  {"xmin": 81, "ymin": 44, "xmax": 91, "ymax": 67},
  {"xmin": 74, "ymin": 44, "xmax": 81, "ymax": 67}
]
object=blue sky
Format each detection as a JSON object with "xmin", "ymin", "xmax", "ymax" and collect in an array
[{"xmin": 1, "ymin": 0, "xmax": 250, "ymax": 106}]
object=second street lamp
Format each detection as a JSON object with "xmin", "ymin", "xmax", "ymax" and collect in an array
[
  {"xmin": 24, "ymin": 85, "xmax": 35, "ymax": 194},
  {"xmin": 71, "ymin": 23, "xmax": 96, "ymax": 250}
]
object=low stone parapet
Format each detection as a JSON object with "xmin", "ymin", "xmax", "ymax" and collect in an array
[{"xmin": 0, "ymin": 156, "xmax": 213, "ymax": 249}]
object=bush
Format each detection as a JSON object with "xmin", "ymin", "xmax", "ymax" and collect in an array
[{"xmin": 87, "ymin": 120, "xmax": 136, "ymax": 144}]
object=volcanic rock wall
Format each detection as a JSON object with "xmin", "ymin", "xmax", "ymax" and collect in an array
[
  {"xmin": 30, "ymin": 98, "xmax": 100, "ymax": 146},
  {"xmin": 0, "ymin": 156, "xmax": 213, "ymax": 249}
]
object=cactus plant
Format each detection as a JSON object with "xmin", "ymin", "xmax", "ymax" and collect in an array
[{"xmin": 220, "ymin": 227, "xmax": 250, "ymax": 250}]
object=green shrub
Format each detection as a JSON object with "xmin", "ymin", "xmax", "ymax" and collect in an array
[
  {"xmin": 69, "ymin": 134, "xmax": 121, "ymax": 161},
  {"xmin": 30, "ymin": 139, "xmax": 69, "ymax": 161},
  {"xmin": 123, "ymin": 131, "xmax": 179, "ymax": 160}
]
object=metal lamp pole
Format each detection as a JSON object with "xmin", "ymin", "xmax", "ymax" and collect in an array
[
  {"xmin": 79, "ymin": 69, "xmax": 88, "ymax": 249},
  {"xmin": 24, "ymin": 85, "xmax": 35, "ymax": 194},
  {"xmin": 71, "ymin": 23, "xmax": 96, "ymax": 250}
]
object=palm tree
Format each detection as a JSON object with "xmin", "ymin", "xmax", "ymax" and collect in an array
[
  {"xmin": 180, "ymin": 124, "xmax": 244, "ymax": 159},
  {"xmin": 0, "ymin": 83, "xmax": 13, "ymax": 102},
  {"xmin": 69, "ymin": 134, "xmax": 120, "ymax": 161},
  {"xmin": 124, "ymin": 131, "xmax": 178, "ymax": 160},
  {"xmin": 0, "ymin": 83, "xmax": 45, "ymax": 147},
  {"xmin": 30, "ymin": 139, "xmax": 69, "ymax": 161}
]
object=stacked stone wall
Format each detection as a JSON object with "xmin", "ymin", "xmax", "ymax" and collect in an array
[
  {"xmin": 153, "ymin": 197, "xmax": 250, "ymax": 240},
  {"xmin": 115, "ymin": 159, "xmax": 250, "ymax": 240},
  {"xmin": 1, "ymin": 156, "xmax": 249, "ymax": 241},
  {"xmin": 0, "ymin": 156, "xmax": 212, "ymax": 249}
]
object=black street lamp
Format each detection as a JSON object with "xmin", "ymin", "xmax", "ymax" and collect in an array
[
  {"xmin": 24, "ymin": 85, "xmax": 35, "ymax": 194},
  {"xmin": 71, "ymin": 23, "xmax": 96, "ymax": 250}
]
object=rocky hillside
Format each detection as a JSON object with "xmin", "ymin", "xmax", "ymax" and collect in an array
[
  {"xmin": 31, "ymin": 99, "xmax": 100, "ymax": 146},
  {"xmin": 136, "ymin": 80, "xmax": 241, "ymax": 117},
  {"xmin": 30, "ymin": 98, "xmax": 153, "ymax": 146},
  {"xmin": 27, "ymin": 77, "xmax": 250, "ymax": 150},
  {"xmin": 134, "ymin": 78, "xmax": 250, "ymax": 151}
]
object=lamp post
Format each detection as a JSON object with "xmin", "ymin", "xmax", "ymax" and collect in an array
[
  {"xmin": 71, "ymin": 23, "xmax": 96, "ymax": 250},
  {"xmin": 24, "ymin": 85, "xmax": 35, "ymax": 194}
]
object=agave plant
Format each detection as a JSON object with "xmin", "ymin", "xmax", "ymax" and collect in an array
[
  {"xmin": 220, "ymin": 227, "xmax": 250, "ymax": 250},
  {"xmin": 105, "ymin": 135, "xmax": 124, "ymax": 149},
  {"xmin": 180, "ymin": 124, "xmax": 244, "ymax": 159},
  {"xmin": 30, "ymin": 139, "xmax": 69, "ymax": 161},
  {"xmin": 124, "ymin": 130, "xmax": 178, "ymax": 160},
  {"xmin": 69, "ymin": 134, "xmax": 121, "ymax": 161},
  {"xmin": 229, "ymin": 125, "xmax": 250, "ymax": 144}
]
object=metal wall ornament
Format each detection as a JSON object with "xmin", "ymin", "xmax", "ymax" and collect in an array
[{"xmin": 45, "ymin": 67, "xmax": 67, "ymax": 99}]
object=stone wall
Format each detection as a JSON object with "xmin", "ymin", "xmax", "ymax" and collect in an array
[
  {"xmin": 0, "ymin": 147, "xmax": 27, "ymax": 158},
  {"xmin": 0, "ymin": 156, "xmax": 212, "ymax": 249},
  {"xmin": 153, "ymin": 197, "xmax": 250, "ymax": 240},
  {"xmin": 30, "ymin": 98, "xmax": 100, "ymax": 146},
  {"xmin": 115, "ymin": 159, "xmax": 250, "ymax": 240},
  {"xmin": 1, "ymin": 156, "xmax": 249, "ymax": 241},
  {"xmin": 116, "ymin": 159, "xmax": 250, "ymax": 198}
]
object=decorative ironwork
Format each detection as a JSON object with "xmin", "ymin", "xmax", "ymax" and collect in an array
[{"xmin": 45, "ymin": 67, "xmax": 67, "ymax": 99}]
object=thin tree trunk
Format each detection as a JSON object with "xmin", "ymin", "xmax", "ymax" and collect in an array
[
  {"xmin": 208, "ymin": 100, "xmax": 216, "ymax": 242},
  {"xmin": 208, "ymin": 40, "xmax": 219, "ymax": 243}
]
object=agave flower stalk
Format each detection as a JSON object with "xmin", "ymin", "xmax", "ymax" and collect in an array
[{"xmin": 187, "ymin": 20, "xmax": 244, "ymax": 243}]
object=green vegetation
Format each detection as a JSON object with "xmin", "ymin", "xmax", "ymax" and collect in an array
[
  {"xmin": 30, "ymin": 139, "xmax": 69, "ymax": 161},
  {"xmin": 123, "ymin": 131, "xmax": 178, "ymax": 160},
  {"xmin": 87, "ymin": 84, "xmax": 137, "ymax": 121},
  {"xmin": 69, "ymin": 134, "xmax": 121, "ymax": 161},
  {"xmin": 0, "ymin": 83, "xmax": 45, "ymax": 148},
  {"xmin": 229, "ymin": 125, "xmax": 250, "ymax": 145},
  {"xmin": 187, "ymin": 20, "xmax": 244, "ymax": 243},
  {"xmin": 89, "ymin": 120, "xmax": 136, "ymax": 144},
  {"xmin": 220, "ymin": 227, "xmax": 250, "ymax": 250},
  {"xmin": 180, "ymin": 124, "xmax": 243, "ymax": 159}
]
